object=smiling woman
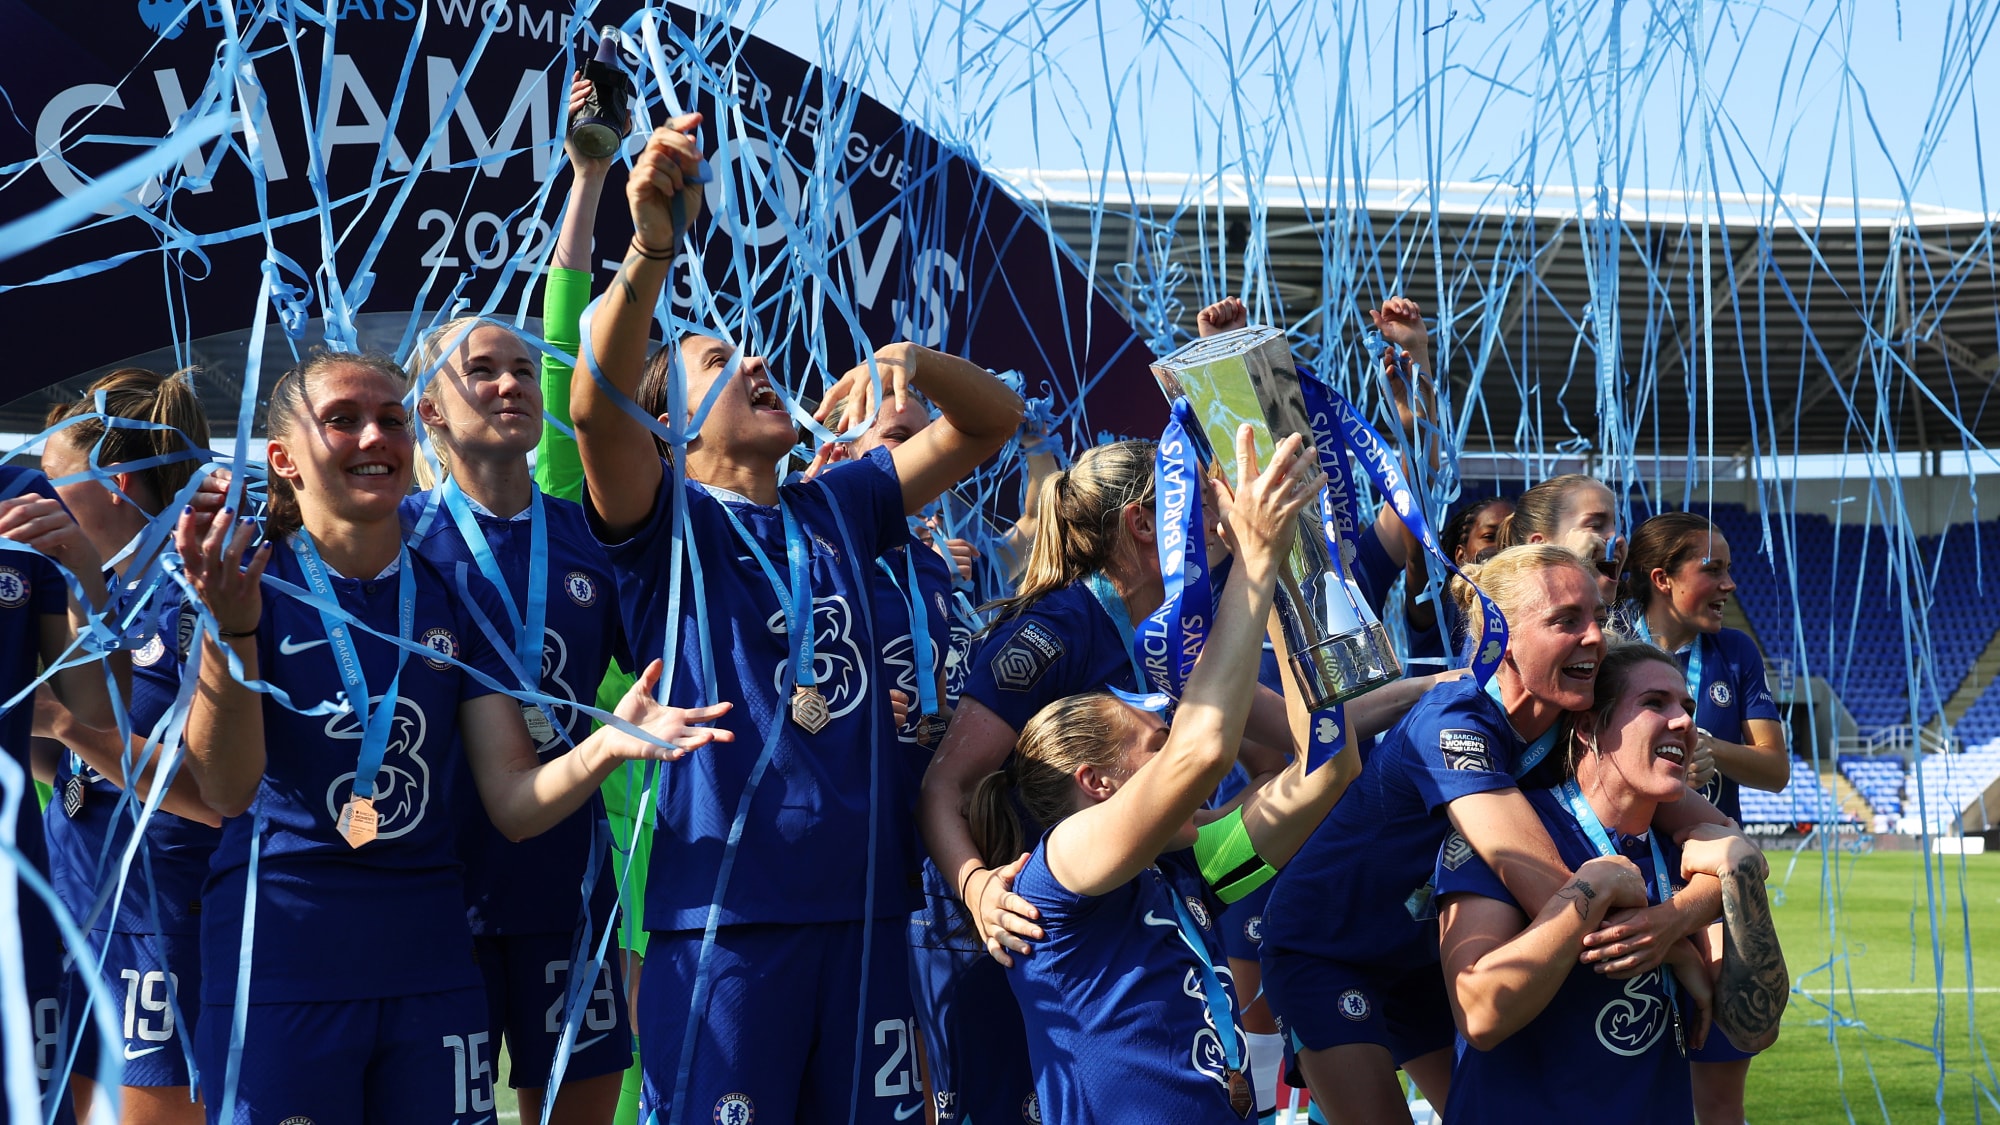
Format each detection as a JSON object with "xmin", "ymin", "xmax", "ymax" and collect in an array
[
  {"xmin": 1257, "ymin": 544, "xmax": 1742, "ymax": 1125},
  {"xmin": 168, "ymin": 350, "xmax": 732, "ymax": 1123}
]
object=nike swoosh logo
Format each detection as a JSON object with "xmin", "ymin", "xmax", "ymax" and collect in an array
[
  {"xmin": 122, "ymin": 1044, "xmax": 166, "ymax": 1060},
  {"xmin": 569, "ymin": 1032, "xmax": 609, "ymax": 1056},
  {"xmin": 894, "ymin": 1102, "xmax": 925, "ymax": 1121},
  {"xmin": 1142, "ymin": 911, "xmax": 1178, "ymax": 928},
  {"xmin": 278, "ymin": 635, "xmax": 327, "ymax": 655}
]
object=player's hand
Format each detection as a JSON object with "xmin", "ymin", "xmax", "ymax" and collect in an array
[
  {"xmin": 1581, "ymin": 899, "xmax": 1682, "ymax": 978},
  {"xmin": 628, "ymin": 116, "xmax": 706, "ymax": 249},
  {"xmin": 1368, "ymin": 295, "xmax": 1430, "ymax": 367},
  {"xmin": 1197, "ymin": 296, "xmax": 1248, "ymax": 338},
  {"xmin": 1220, "ymin": 428, "xmax": 1323, "ymax": 583},
  {"xmin": 1675, "ymin": 824, "xmax": 1768, "ymax": 882},
  {"xmin": 565, "ymin": 74, "xmax": 617, "ymax": 180},
  {"xmin": 1685, "ymin": 730, "xmax": 1720, "ymax": 792},
  {"xmin": 816, "ymin": 344, "xmax": 915, "ymax": 435},
  {"xmin": 0, "ymin": 496, "xmax": 102, "ymax": 584},
  {"xmin": 802, "ymin": 441, "xmax": 851, "ymax": 481},
  {"xmin": 972, "ymin": 853, "xmax": 1044, "ymax": 967},
  {"xmin": 608, "ymin": 659, "xmax": 735, "ymax": 761},
  {"xmin": 889, "ymin": 689, "xmax": 911, "ymax": 730},
  {"xmin": 1664, "ymin": 939, "xmax": 1714, "ymax": 1052},
  {"xmin": 173, "ymin": 505, "xmax": 269, "ymax": 636}
]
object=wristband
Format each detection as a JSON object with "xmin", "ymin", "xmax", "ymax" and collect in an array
[
  {"xmin": 629, "ymin": 235, "xmax": 676, "ymax": 261},
  {"xmin": 959, "ymin": 866, "xmax": 986, "ymax": 905}
]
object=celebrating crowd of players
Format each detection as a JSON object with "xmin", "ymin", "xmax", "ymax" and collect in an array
[{"xmin": 1, "ymin": 104, "xmax": 1790, "ymax": 1125}]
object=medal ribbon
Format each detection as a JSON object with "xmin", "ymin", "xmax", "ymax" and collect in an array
[
  {"xmin": 1298, "ymin": 373, "xmax": 1508, "ymax": 689},
  {"xmin": 289, "ymin": 535, "xmax": 415, "ymax": 806},
  {"xmin": 1135, "ymin": 398, "xmax": 1213, "ymax": 700},
  {"xmin": 716, "ymin": 498, "xmax": 818, "ymax": 696},
  {"xmin": 1085, "ymin": 573, "xmax": 1155, "ymax": 695},
  {"xmin": 1556, "ymin": 777, "xmax": 1681, "ymax": 1029},
  {"xmin": 1634, "ymin": 616, "xmax": 1706, "ymax": 715},
  {"xmin": 439, "ymin": 478, "xmax": 549, "ymax": 695},
  {"xmin": 876, "ymin": 549, "xmax": 941, "ymax": 721},
  {"xmin": 1166, "ymin": 879, "xmax": 1244, "ymax": 1076}
]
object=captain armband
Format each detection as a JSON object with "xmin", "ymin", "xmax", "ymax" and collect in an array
[{"xmin": 1195, "ymin": 807, "xmax": 1277, "ymax": 905}]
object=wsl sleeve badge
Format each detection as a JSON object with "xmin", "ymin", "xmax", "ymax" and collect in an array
[
  {"xmin": 1439, "ymin": 728, "xmax": 1493, "ymax": 772},
  {"xmin": 990, "ymin": 621, "xmax": 1063, "ymax": 692}
]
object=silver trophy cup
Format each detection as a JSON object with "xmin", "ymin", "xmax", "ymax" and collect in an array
[{"xmin": 1151, "ymin": 326, "xmax": 1401, "ymax": 710}]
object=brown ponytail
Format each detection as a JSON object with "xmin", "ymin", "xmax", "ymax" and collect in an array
[
  {"xmin": 986, "ymin": 440, "xmax": 1157, "ymax": 623},
  {"xmin": 46, "ymin": 368, "xmax": 212, "ymax": 514},
  {"xmin": 968, "ymin": 693, "xmax": 1131, "ymax": 870}
]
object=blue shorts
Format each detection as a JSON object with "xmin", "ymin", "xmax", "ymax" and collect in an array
[
  {"xmin": 638, "ymin": 920, "xmax": 919, "ymax": 1125},
  {"xmin": 907, "ymin": 933, "xmax": 1032, "ymax": 1124},
  {"xmin": 1221, "ymin": 878, "xmax": 1274, "ymax": 963},
  {"xmin": 1260, "ymin": 951, "xmax": 1455, "ymax": 1066},
  {"xmin": 194, "ymin": 987, "xmax": 489, "ymax": 1124},
  {"xmin": 474, "ymin": 931, "xmax": 631, "ymax": 1088},
  {"xmin": 1688, "ymin": 1026, "xmax": 1757, "ymax": 1064},
  {"xmin": 65, "ymin": 930, "xmax": 201, "ymax": 1088}
]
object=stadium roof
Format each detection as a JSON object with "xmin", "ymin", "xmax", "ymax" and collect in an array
[
  {"xmin": 11, "ymin": 173, "xmax": 2000, "ymax": 465},
  {"xmin": 999, "ymin": 170, "xmax": 2000, "ymax": 463}
]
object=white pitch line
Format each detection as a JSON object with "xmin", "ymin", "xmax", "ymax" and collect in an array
[{"xmin": 1800, "ymin": 980, "xmax": 2000, "ymax": 988}]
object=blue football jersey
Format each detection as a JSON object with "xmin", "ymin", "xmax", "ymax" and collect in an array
[
  {"xmin": 1676, "ymin": 627, "xmax": 1781, "ymax": 821},
  {"xmin": 1010, "ymin": 845, "xmax": 1246, "ymax": 1125},
  {"xmin": 964, "ymin": 580, "xmax": 1141, "ymax": 734},
  {"xmin": 200, "ymin": 543, "xmax": 513, "ymax": 1004},
  {"xmin": 47, "ymin": 588, "xmax": 218, "ymax": 935},
  {"xmin": 1261, "ymin": 676, "xmax": 1527, "ymax": 970},
  {"xmin": 403, "ymin": 490, "xmax": 628, "ymax": 937},
  {"xmin": 1434, "ymin": 788, "xmax": 1693, "ymax": 1124},
  {"xmin": 0, "ymin": 466, "xmax": 76, "ymax": 878},
  {"xmin": 591, "ymin": 449, "xmax": 912, "ymax": 930}
]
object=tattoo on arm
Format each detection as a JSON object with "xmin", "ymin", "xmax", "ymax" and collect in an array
[
  {"xmin": 1715, "ymin": 856, "xmax": 1788, "ymax": 1050},
  {"xmin": 1555, "ymin": 879, "xmax": 1595, "ymax": 920},
  {"xmin": 613, "ymin": 259, "xmax": 639, "ymax": 306}
]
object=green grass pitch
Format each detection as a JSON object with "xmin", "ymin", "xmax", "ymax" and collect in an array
[{"xmin": 1751, "ymin": 847, "xmax": 2000, "ymax": 1123}]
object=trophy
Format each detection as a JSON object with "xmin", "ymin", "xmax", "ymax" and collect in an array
[
  {"xmin": 1150, "ymin": 326, "xmax": 1401, "ymax": 709},
  {"xmin": 568, "ymin": 29, "xmax": 633, "ymax": 161}
]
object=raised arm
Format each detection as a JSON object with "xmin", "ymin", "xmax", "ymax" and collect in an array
[
  {"xmin": 173, "ymin": 508, "xmax": 272, "ymax": 818},
  {"xmin": 461, "ymin": 659, "xmax": 732, "ymax": 841},
  {"xmin": 817, "ymin": 346, "xmax": 1025, "ymax": 516},
  {"xmin": 1366, "ymin": 296, "xmax": 1440, "ymax": 571},
  {"xmin": 1228, "ymin": 610, "xmax": 1361, "ymax": 868},
  {"xmin": 1439, "ymin": 855, "xmax": 1651, "ymax": 1050},
  {"xmin": 572, "ymin": 120, "xmax": 704, "ymax": 538},
  {"xmin": 1045, "ymin": 428, "xmax": 1321, "ymax": 896},
  {"xmin": 533, "ymin": 74, "xmax": 615, "ymax": 504}
]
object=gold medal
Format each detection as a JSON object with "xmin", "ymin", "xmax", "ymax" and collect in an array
[
  {"xmin": 337, "ymin": 796, "xmax": 379, "ymax": 848},
  {"xmin": 915, "ymin": 713, "xmax": 946, "ymax": 746},
  {"xmin": 791, "ymin": 685, "xmax": 831, "ymax": 733},
  {"xmin": 1226, "ymin": 1068, "xmax": 1253, "ymax": 1119}
]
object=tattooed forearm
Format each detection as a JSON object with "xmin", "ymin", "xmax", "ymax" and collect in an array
[
  {"xmin": 1555, "ymin": 879, "xmax": 1596, "ymax": 921},
  {"xmin": 613, "ymin": 259, "xmax": 640, "ymax": 306},
  {"xmin": 1715, "ymin": 855, "xmax": 1788, "ymax": 1052}
]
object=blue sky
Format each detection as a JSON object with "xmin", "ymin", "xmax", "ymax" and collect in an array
[{"xmin": 716, "ymin": 0, "xmax": 2000, "ymax": 215}]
